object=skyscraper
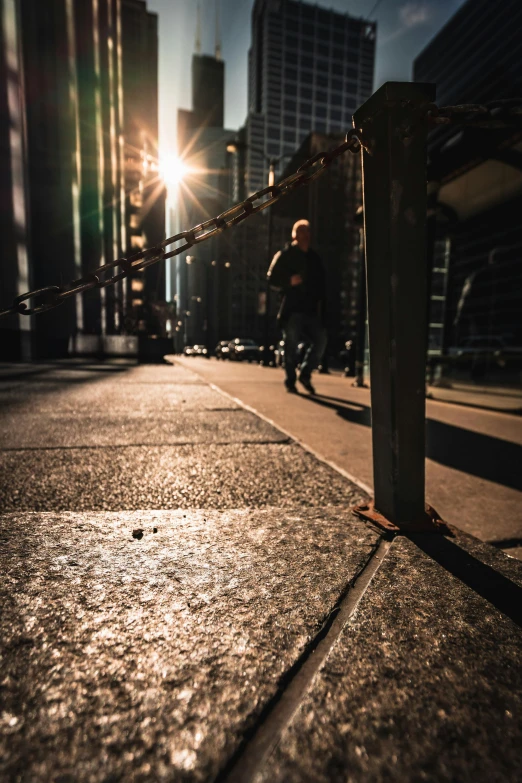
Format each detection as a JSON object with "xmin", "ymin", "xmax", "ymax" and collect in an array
[
  {"xmin": 414, "ymin": 0, "xmax": 522, "ymax": 367},
  {"xmin": 246, "ymin": 0, "xmax": 376, "ymax": 193},
  {"xmin": 175, "ymin": 24, "xmax": 235, "ymax": 350},
  {"xmin": 0, "ymin": 0, "xmax": 164, "ymax": 359}
]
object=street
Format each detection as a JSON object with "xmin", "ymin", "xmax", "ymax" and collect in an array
[{"xmin": 174, "ymin": 356, "xmax": 522, "ymax": 558}]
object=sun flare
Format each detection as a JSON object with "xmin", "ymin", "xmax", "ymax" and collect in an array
[{"xmin": 160, "ymin": 155, "xmax": 189, "ymax": 186}]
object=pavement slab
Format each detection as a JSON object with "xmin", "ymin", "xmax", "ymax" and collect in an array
[
  {"xmin": 0, "ymin": 442, "xmax": 366, "ymax": 511},
  {"xmin": 0, "ymin": 508, "xmax": 380, "ymax": 783},
  {"xmin": 0, "ymin": 410, "xmax": 288, "ymax": 449},
  {"xmin": 0, "ymin": 381, "xmax": 234, "ymax": 415},
  {"xmin": 255, "ymin": 531, "xmax": 522, "ymax": 783}
]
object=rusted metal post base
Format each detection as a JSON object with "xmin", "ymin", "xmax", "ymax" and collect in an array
[{"xmin": 352, "ymin": 501, "xmax": 452, "ymax": 535}]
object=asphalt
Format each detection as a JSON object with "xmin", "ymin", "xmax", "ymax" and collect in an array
[{"xmin": 1, "ymin": 359, "xmax": 521, "ymax": 782}]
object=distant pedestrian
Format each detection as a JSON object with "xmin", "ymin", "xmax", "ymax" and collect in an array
[{"xmin": 267, "ymin": 219, "xmax": 327, "ymax": 394}]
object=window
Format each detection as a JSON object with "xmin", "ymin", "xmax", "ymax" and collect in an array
[
  {"xmin": 300, "ymin": 102, "xmax": 312, "ymax": 114},
  {"xmin": 316, "ymin": 105, "xmax": 327, "ymax": 118},
  {"xmin": 285, "ymin": 18, "xmax": 298, "ymax": 32},
  {"xmin": 330, "ymin": 109, "xmax": 342, "ymax": 121},
  {"xmin": 332, "ymin": 63, "xmax": 343, "ymax": 75},
  {"xmin": 267, "ymin": 143, "xmax": 280, "ymax": 155},
  {"xmin": 348, "ymin": 35, "xmax": 360, "ymax": 48},
  {"xmin": 284, "ymin": 129, "xmax": 295, "ymax": 142},
  {"xmin": 332, "ymin": 79, "xmax": 342, "ymax": 92},
  {"xmin": 317, "ymin": 59, "xmax": 329, "ymax": 72},
  {"xmin": 285, "ymin": 35, "xmax": 298, "ymax": 48},
  {"xmin": 284, "ymin": 99, "xmax": 296, "ymax": 112},
  {"xmin": 284, "ymin": 113, "xmax": 295, "ymax": 126},
  {"xmin": 331, "ymin": 92, "xmax": 342, "ymax": 105},
  {"xmin": 299, "ymin": 116, "xmax": 311, "ymax": 129},
  {"xmin": 317, "ymin": 43, "xmax": 329, "ymax": 56},
  {"xmin": 285, "ymin": 67, "xmax": 297, "ymax": 81},
  {"xmin": 301, "ymin": 71, "xmax": 313, "ymax": 83},
  {"xmin": 300, "ymin": 86, "xmax": 312, "ymax": 99},
  {"xmin": 301, "ymin": 56, "xmax": 314, "ymax": 69},
  {"xmin": 332, "ymin": 47, "xmax": 344, "ymax": 61},
  {"xmin": 346, "ymin": 67, "xmax": 357, "ymax": 79},
  {"xmin": 346, "ymin": 52, "xmax": 359, "ymax": 65},
  {"xmin": 316, "ymin": 74, "xmax": 328, "ymax": 87},
  {"xmin": 267, "ymin": 126, "xmax": 280, "ymax": 140},
  {"xmin": 317, "ymin": 26, "xmax": 330, "ymax": 40},
  {"xmin": 345, "ymin": 81, "xmax": 357, "ymax": 94},
  {"xmin": 285, "ymin": 51, "xmax": 298, "ymax": 65},
  {"xmin": 315, "ymin": 121, "xmax": 327, "ymax": 133},
  {"xmin": 333, "ymin": 31, "xmax": 345, "ymax": 45},
  {"xmin": 302, "ymin": 22, "xmax": 314, "ymax": 36},
  {"xmin": 315, "ymin": 90, "xmax": 327, "ymax": 103}
]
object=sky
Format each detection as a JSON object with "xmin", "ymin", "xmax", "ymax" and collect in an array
[{"xmin": 146, "ymin": 0, "xmax": 469, "ymax": 157}]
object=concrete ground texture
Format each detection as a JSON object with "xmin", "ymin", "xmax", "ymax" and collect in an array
[{"xmin": 0, "ymin": 359, "xmax": 521, "ymax": 782}]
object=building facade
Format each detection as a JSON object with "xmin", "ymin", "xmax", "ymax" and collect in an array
[
  {"xmin": 414, "ymin": 0, "xmax": 522, "ymax": 381},
  {"xmin": 246, "ymin": 0, "xmax": 375, "ymax": 193},
  {"xmin": 0, "ymin": 0, "xmax": 164, "ymax": 360},
  {"xmin": 175, "ymin": 42, "xmax": 235, "ymax": 350}
]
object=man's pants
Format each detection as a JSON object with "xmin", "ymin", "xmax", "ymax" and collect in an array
[{"xmin": 282, "ymin": 312, "xmax": 327, "ymax": 385}]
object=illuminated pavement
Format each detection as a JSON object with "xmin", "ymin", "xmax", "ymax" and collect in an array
[{"xmin": 0, "ymin": 360, "xmax": 521, "ymax": 782}]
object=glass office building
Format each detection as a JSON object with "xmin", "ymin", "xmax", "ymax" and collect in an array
[{"xmin": 246, "ymin": 0, "xmax": 376, "ymax": 193}]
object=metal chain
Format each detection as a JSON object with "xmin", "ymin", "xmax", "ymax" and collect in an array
[
  {"xmin": 0, "ymin": 129, "xmax": 362, "ymax": 320},
  {"xmin": 1, "ymin": 99, "xmax": 520, "ymax": 320}
]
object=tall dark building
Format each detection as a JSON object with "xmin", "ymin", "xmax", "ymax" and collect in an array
[
  {"xmin": 414, "ymin": 0, "xmax": 522, "ymax": 374},
  {"xmin": 192, "ymin": 54, "xmax": 225, "ymax": 128},
  {"xmin": 0, "ymin": 0, "xmax": 164, "ymax": 359},
  {"xmin": 175, "ymin": 30, "xmax": 234, "ymax": 350},
  {"xmin": 246, "ymin": 0, "xmax": 375, "ymax": 192},
  {"xmin": 122, "ymin": 0, "xmax": 166, "ymax": 337}
]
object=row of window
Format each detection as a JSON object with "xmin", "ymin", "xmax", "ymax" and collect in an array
[{"xmin": 277, "ymin": 51, "xmax": 360, "ymax": 77}]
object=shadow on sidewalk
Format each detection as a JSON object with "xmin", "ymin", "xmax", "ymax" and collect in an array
[
  {"xmin": 409, "ymin": 534, "xmax": 522, "ymax": 628},
  {"xmin": 305, "ymin": 393, "xmax": 522, "ymax": 492}
]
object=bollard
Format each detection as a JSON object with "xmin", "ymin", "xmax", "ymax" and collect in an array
[{"xmin": 352, "ymin": 82, "xmax": 448, "ymax": 534}]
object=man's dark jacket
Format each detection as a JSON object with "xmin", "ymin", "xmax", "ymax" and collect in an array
[{"xmin": 267, "ymin": 243, "xmax": 326, "ymax": 325}]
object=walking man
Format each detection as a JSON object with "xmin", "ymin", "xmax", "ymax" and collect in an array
[{"xmin": 267, "ymin": 219, "xmax": 327, "ymax": 394}]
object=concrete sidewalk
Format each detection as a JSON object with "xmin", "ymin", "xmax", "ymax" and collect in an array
[
  {"xmin": 172, "ymin": 356, "xmax": 522, "ymax": 557},
  {"xmin": 1, "ymin": 360, "xmax": 521, "ymax": 782}
]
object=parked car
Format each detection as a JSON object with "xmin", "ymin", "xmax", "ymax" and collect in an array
[
  {"xmin": 215, "ymin": 340, "xmax": 231, "ymax": 360},
  {"xmin": 183, "ymin": 344, "xmax": 208, "ymax": 358},
  {"xmin": 228, "ymin": 338, "xmax": 260, "ymax": 362}
]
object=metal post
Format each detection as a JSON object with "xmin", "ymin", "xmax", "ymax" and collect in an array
[
  {"xmin": 262, "ymin": 161, "xmax": 275, "ymax": 365},
  {"xmin": 352, "ymin": 82, "xmax": 447, "ymax": 533}
]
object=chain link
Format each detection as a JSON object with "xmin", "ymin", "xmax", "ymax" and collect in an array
[{"xmin": 1, "ymin": 100, "xmax": 520, "ymax": 321}]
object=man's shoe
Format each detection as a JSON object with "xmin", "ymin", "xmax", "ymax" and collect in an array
[
  {"xmin": 285, "ymin": 381, "xmax": 298, "ymax": 393},
  {"xmin": 298, "ymin": 376, "xmax": 315, "ymax": 394}
]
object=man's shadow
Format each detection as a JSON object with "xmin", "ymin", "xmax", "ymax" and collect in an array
[{"xmin": 303, "ymin": 392, "xmax": 522, "ymax": 492}]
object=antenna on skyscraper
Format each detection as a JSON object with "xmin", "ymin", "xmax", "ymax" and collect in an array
[
  {"xmin": 215, "ymin": 0, "xmax": 222, "ymax": 60},
  {"xmin": 195, "ymin": 3, "xmax": 201, "ymax": 54}
]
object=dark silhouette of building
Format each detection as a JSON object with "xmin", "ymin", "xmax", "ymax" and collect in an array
[
  {"xmin": 175, "ymin": 18, "xmax": 234, "ymax": 351},
  {"xmin": 246, "ymin": 0, "xmax": 375, "ymax": 192},
  {"xmin": 0, "ymin": 0, "xmax": 164, "ymax": 360},
  {"xmin": 414, "ymin": 0, "xmax": 522, "ymax": 373}
]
